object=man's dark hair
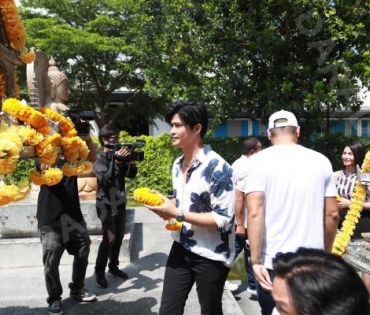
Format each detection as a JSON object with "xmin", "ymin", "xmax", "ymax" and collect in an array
[
  {"xmin": 98, "ymin": 124, "xmax": 120, "ymax": 146},
  {"xmin": 242, "ymin": 137, "xmax": 260, "ymax": 155},
  {"xmin": 165, "ymin": 100, "xmax": 208, "ymax": 139},
  {"xmin": 345, "ymin": 141, "xmax": 366, "ymax": 169},
  {"xmin": 273, "ymin": 247, "xmax": 369, "ymax": 315}
]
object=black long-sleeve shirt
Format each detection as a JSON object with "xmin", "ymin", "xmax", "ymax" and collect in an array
[{"xmin": 93, "ymin": 151, "xmax": 137, "ymax": 209}]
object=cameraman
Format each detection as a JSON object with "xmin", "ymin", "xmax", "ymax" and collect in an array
[{"xmin": 94, "ymin": 124, "xmax": 138, "ymax": 288}]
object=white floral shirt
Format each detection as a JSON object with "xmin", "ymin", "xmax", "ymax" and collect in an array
[{"xmin": 171, "ymin": 145, "xmax": 235, "ymax": 267}]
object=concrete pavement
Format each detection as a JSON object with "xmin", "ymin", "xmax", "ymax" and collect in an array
[{"xmin": 0, "ymin": 207, "xmax": 260, "ymax": 314}]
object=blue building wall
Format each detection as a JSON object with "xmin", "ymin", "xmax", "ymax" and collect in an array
[{"xmin": 213, "ymin": 119, "xmax": 369, "ymax": 138}]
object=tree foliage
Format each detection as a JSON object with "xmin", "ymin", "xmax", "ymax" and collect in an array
[
  {"xmin": 19, "ymin": 0, "xmax": 165, "ymax": 127},
  {"xmin": 135, "ymin": 0, "xmax": 370, "ymax": 136}
]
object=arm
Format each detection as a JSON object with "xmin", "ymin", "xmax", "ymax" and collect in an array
[
  {"xmin": 324, "ymin": 196, "xmax": 339, "ymax": 252},
  {"xmin": 146, "ymin": 162, "xmax": 234, "ymax": 229},
  {"xmin": 246, "ymin": 190, "xmax": 273, "ymax": 291},
  {"xmin": 235, "ymin": 189, "xmax": 246, "ymax": 237},
  {"xmin": 146, "ymin": 194, "xmax": 221, "ymax": 228}
]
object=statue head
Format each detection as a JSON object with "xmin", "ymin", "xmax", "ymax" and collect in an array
[{"xmin": 48, "ymin": 56, "xmax": 70, "ymax": 105}]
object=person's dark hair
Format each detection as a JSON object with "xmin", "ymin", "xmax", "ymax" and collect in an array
[
  {"xmin": 98, "ymin": 124, "xmax": 120, "ymax": 146},
  {"xmin": 165, "ymin": 100, "xmax": 208, "ymax": 139},
  {"xmin": 273, "ymin": 247, "xmax": 369, "ymax": 315},
  {"xmin": 344, "ymin": 142, "xmax": 366, "ymax": 169},
  {"xmin": 242, "ymin": 137, "xmax": 260, "ymax": 155}
]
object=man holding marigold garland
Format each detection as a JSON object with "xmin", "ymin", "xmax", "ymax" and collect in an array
[
  {"xmin": 244, "ymin": 110, "xmax": 339, "ymax": 315},
  {"xmin": 37, "ymin": 134, "xmax": 97, "ymax": 315},
  {"xmin": 36, "ymin": 60, "xmax": 97, "ymax": 315},
  {"xmin": 145, "ymin": 100, "xmax": 235, "ymax": 315}
]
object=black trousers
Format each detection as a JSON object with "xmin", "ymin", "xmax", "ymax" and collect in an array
[
  {"xmin": 95, "ymin": 206, "xmax": 126, "ymax": 274},
  {"xmin": 39, "ymin": 221, "xmax": 91, "ymax": 304},
  {"xmin": 159, "ymin": 241, "xmax": 230, "ymax": 315}
]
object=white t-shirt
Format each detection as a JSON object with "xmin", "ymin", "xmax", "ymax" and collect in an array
[
  {"xmin": 231, "ymin": 155, "xmax": 253, "ymax": 228},
  {"xmin": 244, "ymin": 144, "xmax": 337, "ymax": 269}
]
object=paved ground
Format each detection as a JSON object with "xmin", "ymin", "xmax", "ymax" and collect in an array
[{"xmin": 0, "ymin": 207, "xmax": 260, "ymax": 314}]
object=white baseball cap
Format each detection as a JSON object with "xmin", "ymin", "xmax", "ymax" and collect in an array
[{"xmin": 268, "ymin": 110, "xmax": 299, "ymax": 130}]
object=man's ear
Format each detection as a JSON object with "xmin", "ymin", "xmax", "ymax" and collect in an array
[
  {"xmin": 268, "ymin": 130, "xmax": 272, "ymax": 140},
  {"xmin": 194, "ymin": 123, "xmax": 202, "ymax": 134},
  {"xmin": 296, "ymin": 126, "xmax": 300, "ymax": 138}
]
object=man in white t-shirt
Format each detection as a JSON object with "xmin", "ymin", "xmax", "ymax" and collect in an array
[
  {"xmin": 225, "ymin": 138, "xmax": 262, "ymax": 294},
  {"xmin": 244, "ymin": 110, "xmax": 339, "ymax": 315}
]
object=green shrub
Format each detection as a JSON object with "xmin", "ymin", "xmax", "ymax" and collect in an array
[{"xmin": 8, "ymin": 132, "xmax": 369, "ymax": 197}]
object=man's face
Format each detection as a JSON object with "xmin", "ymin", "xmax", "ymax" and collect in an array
[
  {"xmin": 272, "ymin": 277, "xmax": 299, "ymax": 315},
  {"xmin": 169, "ymin": 113, "xmax": 200, "ymax": 149}
]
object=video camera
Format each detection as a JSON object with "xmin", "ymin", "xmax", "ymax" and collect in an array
[
  {"xmin": 65, "ymin": 110, "xmax": 96, "ymax": 136},
  {"xmin": 104, "ymin": 140, "xmax": 145, "ymax": 162}
]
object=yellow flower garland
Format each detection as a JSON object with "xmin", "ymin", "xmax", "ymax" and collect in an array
[
  {"xmin": 0, "ymin": 124, "xmax": 23, "ymax": 174},
  {"xmin": 2, "ymin": 98, "xmax": 51, "ymax": 135},
  {"xmin": 133, "ymin": 187, "xmax": 164, "ymax": 206},
  {"xmin": 332, "ymin": 152, "xmax": 370, "ymax": 256},
  {"xmin": 133, "ymin": 187, "xmax": 182, "ymax": 231},
  {"xmin": 40, "ymin": 107, "xmax": 77, "ymax": 137}
]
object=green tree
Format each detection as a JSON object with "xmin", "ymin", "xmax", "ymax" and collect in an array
[
  {"xmin": 20, "ymin": 0, "xmax": 165, "ymax": 128},
  {"xmin": 135, "ymin": 0, "xmax": 370, "ymax": 138}
]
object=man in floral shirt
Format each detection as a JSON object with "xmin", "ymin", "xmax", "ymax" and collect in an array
[{"xmin": 146, "ymin": 100, "xmax": 235, "ymax": 315}]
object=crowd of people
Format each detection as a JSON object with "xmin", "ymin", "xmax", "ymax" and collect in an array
[{"xmin": 35, "ymin": 75, "xmax": 370, "ymax": 315}]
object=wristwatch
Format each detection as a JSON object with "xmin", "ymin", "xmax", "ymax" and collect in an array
[{"xmin": 175, "ymin": 208, "xmax": 185, "ymax": 222}]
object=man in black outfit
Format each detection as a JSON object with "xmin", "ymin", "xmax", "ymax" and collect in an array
[
  {"xmin": 37, "ymin": 135, "xmax": 97, "ymax": 315},
  {"xmin": 94, "ymin": 125, "xmax": 138, "ymax": 288}
]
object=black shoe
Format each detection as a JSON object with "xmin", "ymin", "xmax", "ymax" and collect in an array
[
  {"xmin": 108, "ymin": 268, "xmax": 128, "ymax": 280},
  {"xmin": 48, "ymin": 300, "xmax": 63, "ymax": 315},
  {"xmin": 69, "ymin": 283, "xmax": 96, "ymax": 302},
  {"xmin": 95, "ymin": 273, "xmax": 108, "ymax": 288}
]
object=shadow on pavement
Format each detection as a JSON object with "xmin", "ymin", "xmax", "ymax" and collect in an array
[{"xmin": 0, "ymin": 297, "xmax": 158, "ymax": 315}]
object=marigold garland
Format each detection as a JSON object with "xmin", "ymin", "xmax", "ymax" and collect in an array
[
  {"xmin": 40, "ymin": 107, "xmax": 77, "ymax": 137},
  {"xmin": 332, "ymin": 152, "xmax": 370, "ymax": 256},
  {"xmin": 133, "ymin": 187, "xmax": 164, "ymax": 206},
  {"xmin": 20, "ymin": 49, "xmax": 35, "ymax": 64},
  {"xmin": 29, "ymin": 168, "xmax": 63, "ymax": 186},
  {"xmin": 133, "ymin": 187, "xmax": 182, "ymax": 231},
  {"xmin": 2, "ymin": 98, "xmax": 51, "ymax": 135},
  {"xmin": 0, "ymin": 0, "xmax": 26, "ymax": 52},
  {"xmin": 0, "ymin": 180, "xmax": 29, "ymax": 206},
  {"xmin": 0, "ymin": 126, "xmax": 23, "ymax": 174}
]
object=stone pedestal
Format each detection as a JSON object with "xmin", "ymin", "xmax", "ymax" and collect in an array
[{"xmin": 0, "ymin": 197, "xmax": 135, "ymax": 268}]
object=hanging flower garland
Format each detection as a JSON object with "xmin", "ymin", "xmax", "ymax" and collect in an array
[
  {"xmin": 29, "ymin": 168, "xmax": 63, "ymax": 187},
  {"xmin": 0, "ymin": 123, "xmax": 30, "ymax": 205},
  {"xmin": 40, "ymin": 107, "xmax": 77, "ymax": 137},
  {"xmin": 2, "ymin": 98, "xmax": 51, "ymax": 135},
  {"xmin": 2, "ymin": 99, "xmax": 92, "ymax": 186},
  {"xmin": 0, "ymin": 180, "xmax": 29, "ymax": 206},
  {"xmin": 35, "ymin": 133, "xmax": 61, "ymax": 165},
  {"xmin": 0, "ymin": 126, "xmax": 23, "ymax": 174},
  {"xmin": 0, "ymin": 0, "xmax": 26, "ymax": 52},
  {"xmin": 332, "ymin": 152, "xmax": 370, "ymax": 256},
  {"xmin": 20, "ymin": 48, "xmax": 35, "ymax": 64}
]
